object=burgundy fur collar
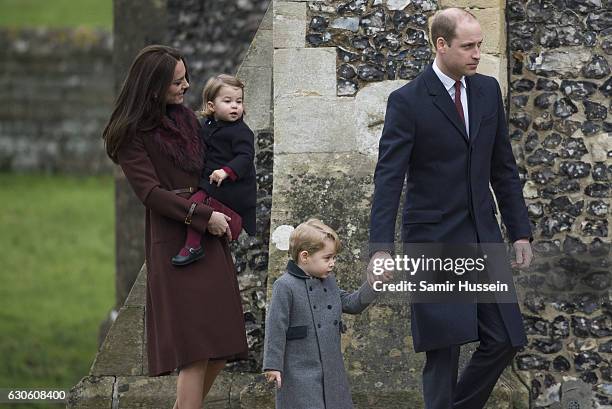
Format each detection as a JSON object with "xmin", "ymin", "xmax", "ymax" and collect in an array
[{"xmin": 151, "ymin": 104, "xmax": 204, "ymax": 174}]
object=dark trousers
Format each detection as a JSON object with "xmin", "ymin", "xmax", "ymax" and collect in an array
[{"xmin": 422, "ymin": 303, "xmax": 519, "ymax": 409}]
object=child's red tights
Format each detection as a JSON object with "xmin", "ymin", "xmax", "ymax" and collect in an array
[{"xmin": 178, "ymin": 190, "xmax": 206, "ymax": 256}]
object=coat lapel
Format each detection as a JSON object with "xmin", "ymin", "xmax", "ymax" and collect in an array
[
  {"xmin": 423, "ymin": 65, "xmax": 469, "ymax": 144},
  {"xmin": 466, "ymin": 76, "xmax": 484, "ymax": 147}
]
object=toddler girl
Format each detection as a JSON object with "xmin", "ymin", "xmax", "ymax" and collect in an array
[{"xmin": 172, "ymin": 74, "xmax": 257, "ymax": 266}]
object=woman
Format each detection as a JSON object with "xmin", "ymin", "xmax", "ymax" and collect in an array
[{"xmin": 103, "ymin": 45, "xmax": 248, "ymax": 409}]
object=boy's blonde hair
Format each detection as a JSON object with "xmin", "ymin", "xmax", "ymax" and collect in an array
[
  {"xmin": 200, "ymin": 74, "xmax": 245, "ymax": 116},
  {"xmin": 289, "ymin": 219, "xmax": 342, "ymax": 262}
]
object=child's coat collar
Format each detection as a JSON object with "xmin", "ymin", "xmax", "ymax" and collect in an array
[{"xmin": 286, "ymin": 260, "xmax": 312, "ymax": 279}]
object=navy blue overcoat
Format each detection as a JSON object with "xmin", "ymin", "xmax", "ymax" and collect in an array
[{"xmin": 369, "ymin": 64, "xmax": 532, "ymax": 352}]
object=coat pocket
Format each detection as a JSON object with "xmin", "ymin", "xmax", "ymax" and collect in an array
[
  {"xmin": 403, "ymin": 210, "xmax": 443, "ymax": 224},
  {"xmin": 286, "ymin": 325, "xmax": 308, "ymax": 340}
]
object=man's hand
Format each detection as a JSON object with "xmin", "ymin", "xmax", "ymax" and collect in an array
[
  {"xmin": 209, "ymin": 169, "xmax": 229, "ymax": 187},
  {"xmin": 512, "ymin": 239, "xmax": 533, "ymax": 269},
  {"xmin": 265, "ymin": 370, "xmax": 282, "ymax": 389},
  {"xmin": 367, "ymin": 251, "xmax": 394, "ymax": 286}
]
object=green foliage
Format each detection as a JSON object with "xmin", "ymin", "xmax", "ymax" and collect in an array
[
  {"xmin": 0, "ymin": 0, "xmax": 112, "ymax": 29},
  {"xmin": 0, "ymin": 173, "xmax": 115, "ymax": 408}
]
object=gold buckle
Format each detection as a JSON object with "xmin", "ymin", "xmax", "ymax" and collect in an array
[{"xmin": 184, "ymin": 202, "xmax": 197, "ymax": 225}]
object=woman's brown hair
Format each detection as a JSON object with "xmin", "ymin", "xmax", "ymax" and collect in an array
[{"xmin": 102, "ymin": 45, "xmax": 189, "ymax": 163}]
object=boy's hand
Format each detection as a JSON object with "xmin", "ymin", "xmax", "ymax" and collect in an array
[
  {"xmin": 265, "ymin": 370, "xmax": 282, "ymax": 389},
  {"xmin": 209, "ymin": 169, "xmax": 229, "ymax": 187}
]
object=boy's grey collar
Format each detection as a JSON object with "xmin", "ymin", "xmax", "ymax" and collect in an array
[{"xmin": 286, "ymin": 260, "xmax": 312, "ymax": 279}]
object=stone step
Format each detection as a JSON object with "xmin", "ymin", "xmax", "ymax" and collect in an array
[{"xmin": 69, "ymin": 369, "xmax": 527, "ymax": 409}]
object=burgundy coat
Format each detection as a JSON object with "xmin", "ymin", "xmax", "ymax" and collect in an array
[{"xmin": 117, "ymin": 105, "xmax": 248, "ymax": 376}]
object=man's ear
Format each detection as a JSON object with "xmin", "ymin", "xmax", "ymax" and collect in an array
[{"xmin": 435, "ymin": 37, "xmax": 447, "ymax": 53}]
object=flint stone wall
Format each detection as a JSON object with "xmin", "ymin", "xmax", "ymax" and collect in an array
[
  {"xmin": 0, "ymin": 28, "xmax": 113, "ymax": 173},
  {"xmin": 508, "ymin": 0, "xmax": 612, "ymax": 407},
  {"xmin": 0, "ymin": 0, "xmax": 269, "ymax": 175},
  {"xmin": 167, "ymin": 0, "xmax": 271, "ymax": 111}
]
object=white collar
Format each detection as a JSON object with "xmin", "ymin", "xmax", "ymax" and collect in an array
[{"xmin": 433, "ymin": 58, "xmax": 466, "ymax": 92}]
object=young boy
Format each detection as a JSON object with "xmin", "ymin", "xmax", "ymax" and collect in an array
[{"xmin": 263, "ymin": 219, "xmax": 378, "ymax": 409}]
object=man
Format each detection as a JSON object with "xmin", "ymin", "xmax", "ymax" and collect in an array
[{"xmin": 368, "ymin": 8, "xmax": 533, "ymax": 409}]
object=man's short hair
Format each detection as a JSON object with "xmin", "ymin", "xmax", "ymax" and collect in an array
[
  {"xmin": 430, "ymin": 8, "xmax": 477, "ymax": 47},
  {"xmin": 289, "ymin": 219, "xmax": 342, "ymax": 262}
]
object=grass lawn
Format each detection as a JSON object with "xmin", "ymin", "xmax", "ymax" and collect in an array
[
  {"xmin": 0, "ymin": 173, "xmax": 115, "ymax": 408},
  {"xmin": 0, "ymin": 0, "xmax": 112, "ymax": 29}
]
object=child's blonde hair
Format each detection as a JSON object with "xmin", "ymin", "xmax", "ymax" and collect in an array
[
  {"xmin": 289, "ymin": 218, "xmax": 342, "ymax": 262},
  {"xmin": 200, "ymin": 74, "xmax": 245, "ymax": 116}
]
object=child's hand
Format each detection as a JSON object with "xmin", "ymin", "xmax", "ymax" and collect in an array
[
  {"xmin": 265, "ymin": 370, "xmax": 282, "ymax": 389},
  {"xmin": 367, "ymin": 251, "xmax": 395, "ymax": 286},
  {"xmin": 209, "ymin": 169, "xmax": 228, "ymax": 187}
]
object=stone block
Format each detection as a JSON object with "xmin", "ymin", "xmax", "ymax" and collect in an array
[
  {"xmin": 470, "ymin": 7, "xmax": 504, "ymax": 55},
  {"xmin": 526, "ymin": 48, "xmax": 592, "ymax": 78},
  {"xmin": 91, "ymin": 306, "xmax": 144, "ymax": 376},
  {"xmin": 586, "ymin": 132, "xmax": 612, "ymax": 162},
  {"xmin": 260, "ymin": 4, "xmax": 273, "ymax": 30},
  {"xmin": 231, "ymin": 373, "xmax": 275, "ymax": 408},
  {"xmin": 203, "ymin": 371, "xmax": 233, "ymax": 408},
  {"xmin": 560, "ymin": 379, "xmax": 595, "ymax": 409},
  {"xmin": 498, "ymin": 54, "xmax": 508, "ymax": 98},
  {"xmin": 274, "ymin": 96, "xmax": 357, "ymax": 153},
  {"xmin": 274, "ymin": 48, "xmax": 337, "ymax": 98},
  {"xmin": 485, "ymin": 367, "xmax": 531, "ymax": 409},
  {"xmin": 352, "ymin": 388, "xmax": 423, "ymax": 408},
  {"xmin": 477, "ymin": 54, "xmax": 508, "ymax": 96},
  {"xmin": 115, "ymin": 376, "xmax": 177, "ymax": 408},
  {"xmin": 67, "ymin": 376, "xmax": 114, "ymax": 409},
  {"xmin": 124, "ymin": 264, "xmax": 146, "ymax": 307},
  {"xmin": 354, "ymin": 81, "xmax": 408, "ymax": 156},
  {"xmin": 240, "ymin": 66, "xmax": 272, "ymax": 132},
  {"xmin": 268, "ymin": 151, "xmax": 377, "ymax": 270},
  {"xmin": 440, "ymin": 0, "xmax": 504, "ymax": 9},
  {"xmin": 273, "ymin": 2, "xmax": 307, "ymax": 49},
  {"xmin": 239, "ymin": 26, "xmax": 272, "ymax": 69}
]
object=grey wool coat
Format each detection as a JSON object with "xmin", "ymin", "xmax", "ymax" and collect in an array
[{"xmin": 263, "ymin": 260, "xmax": 378, "ymax": 409}]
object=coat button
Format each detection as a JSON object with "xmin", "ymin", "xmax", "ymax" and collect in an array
[
  {"xmin": 309, "ymin": 286, "xmax": 313, "ymax": 291},
  {"xmin": 313, "ymin": 305, "xmax": 317, "ymax": 309},
  {"xmin": 327, "ymin": 305, "xmax": 332, "ymax": 309},
  {"xmin": 317, "ymin": 323, "xmax": 321, "ymax": 328},
  {"xmin": 323, "ymin": 288, "xmax": 327, "ymax": 292},
  {"xmin": 333, "ymin": 320, "xmax": 338, "ymax": 325}
]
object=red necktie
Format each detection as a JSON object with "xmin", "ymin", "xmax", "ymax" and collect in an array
[{"xmin": 454, "ymin": 80, "xmax": 465, "ymax": 126}]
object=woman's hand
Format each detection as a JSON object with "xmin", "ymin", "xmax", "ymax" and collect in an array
[{"xmin": 207, "ymin": 211, "xmax": 232, "ymax": 240}]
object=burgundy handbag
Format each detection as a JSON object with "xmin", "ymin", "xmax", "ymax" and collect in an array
[{"xmin": 202, "ymin": 191, "xmax": 242, "ymax": 241}]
